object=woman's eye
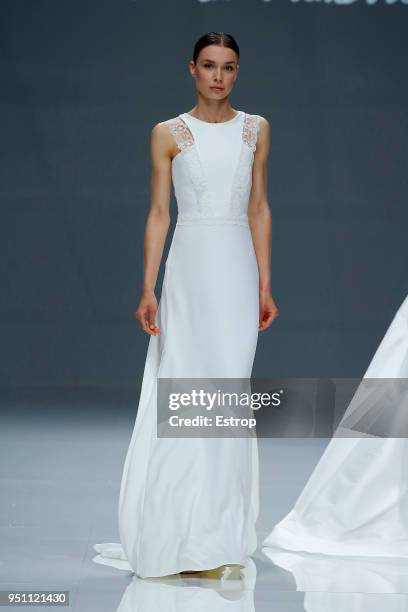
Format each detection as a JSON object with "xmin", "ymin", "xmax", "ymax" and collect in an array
[{"xmin": 203, "ymin": 64, "xmax": 234, "ymax": 71}]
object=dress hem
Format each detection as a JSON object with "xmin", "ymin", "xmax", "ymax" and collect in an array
[
  {"xmin": 92, "ymin": 544, "xmax": 251, "ymax": 578},
  {"xmin": 262, "ymin": 519, "xmax": 408, "ymax": 560}
]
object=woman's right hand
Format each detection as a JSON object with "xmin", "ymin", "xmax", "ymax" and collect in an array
[{"xmin": 134, "ymin": 289, "xmax": 160, "ymax": 335}]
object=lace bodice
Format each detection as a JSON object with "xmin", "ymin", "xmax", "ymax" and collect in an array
[{"xmin": 164, "ymin": 111, "xmax": 261, "ymax": 226}]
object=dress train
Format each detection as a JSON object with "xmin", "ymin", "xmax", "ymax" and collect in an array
[{"xmin": 263, "ymin": 294, "xmax": 408, "ymax": 558}]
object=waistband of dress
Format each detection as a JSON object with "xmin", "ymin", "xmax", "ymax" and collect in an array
[{"xmin": 176, "ymin": 214, "xmax": 249, "ymax": 227}]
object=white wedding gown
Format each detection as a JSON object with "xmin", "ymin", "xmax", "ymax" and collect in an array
[
  {"xmin": 93, "ymin": 110, "xmax": 262, "ymax": 578},
  {"xmin": 263, "ymin": 293, "xmax": 408, "ymax": 559}
]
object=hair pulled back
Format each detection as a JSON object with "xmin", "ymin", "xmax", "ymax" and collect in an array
[{"xmin": 192, "ymin": 32, "xmax": 240, "ymax": 64}]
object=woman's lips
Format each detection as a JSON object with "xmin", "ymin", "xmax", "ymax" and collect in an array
[{"xmin": 210, "ymin": 87, "xmax": 224, "ymax": 92}]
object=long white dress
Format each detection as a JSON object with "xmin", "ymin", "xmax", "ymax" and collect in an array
[
  {"xmin": 263, "ymin": 293, "xmax": 408, "ymax": 559},
  {"xmin": 93, "ymin": 110, "xmax": 262, "ymax": 578}
]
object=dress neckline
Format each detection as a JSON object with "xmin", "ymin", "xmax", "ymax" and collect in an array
[{"xmin": 181, "ymin": 110, "xmax": 244, "ymax": 125}]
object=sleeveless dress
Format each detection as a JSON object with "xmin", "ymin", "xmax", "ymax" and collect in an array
[
  {"xmin": 93, "ymin": 110, "xmax": 262, "ymax": 578},
  {"xmin": 263, "ymin": 294, "xmax": 408, "ymax": 560}
]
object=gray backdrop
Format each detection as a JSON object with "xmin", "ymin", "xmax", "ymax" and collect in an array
[{"xmin": 1, "ymin": 0, "xmax": 407, "ymax": 390}]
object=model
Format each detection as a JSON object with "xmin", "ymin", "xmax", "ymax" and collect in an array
[{"xmin": 93, "ymin": 31, "xmax": 278, "ymax": 579}]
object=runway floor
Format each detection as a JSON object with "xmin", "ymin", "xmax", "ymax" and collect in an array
[{"xmin": 1, "ymin": 386, "xmax": 407, "ymax": 611}]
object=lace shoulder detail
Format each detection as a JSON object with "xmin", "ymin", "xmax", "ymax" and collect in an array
[
  {"xmin": 243, "ymin": 114, "xmax": 261, "ymax": 151},
  {"xmin": 163, "ymin": 116, "xmax": 194, "ymax": 152}
]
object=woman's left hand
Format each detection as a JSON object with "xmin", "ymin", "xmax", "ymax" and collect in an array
[{"xmin": 259, "ymin": 289, "xmax": 279, "ymax": 331}]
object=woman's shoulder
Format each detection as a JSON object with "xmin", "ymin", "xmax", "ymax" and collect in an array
[
  {"xmin": 151, "ymin": 116, "xmax": 186, "ymax": 143},
  {"xmin": 154, "ymin": 114, "xmax": 183, "ymax": 129},
  {"xmin": 244, "ymin": 112, "xmax": 269, "ymax": 125},
  {"xmin": 243, "ymin": 113, "xmax": 269, "ymax": 144},
  {"xmin": 151, "ymin": 115, "xmax": 193, "ymax": 154},
  {"xmin": 242, "ymin": 113, "xmax": 269, "ymax": 151}
]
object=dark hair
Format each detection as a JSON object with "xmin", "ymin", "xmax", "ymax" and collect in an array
[{"xmin": 192, "ymin": 32, "xmax": 240, "ymax": 64}]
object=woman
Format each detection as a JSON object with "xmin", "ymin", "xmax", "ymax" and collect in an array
[{"xmin": 93, "ymin": 31, "xmax": 278, "ymax": 579}]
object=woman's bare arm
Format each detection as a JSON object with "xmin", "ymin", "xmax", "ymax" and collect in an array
[
  {"xmin": 134, "ymin": 122, "xmax": 177, "ymax": 335},
  {"xmin": 247, "ymin": 116, "xmax": 279, "ymax": 331}
]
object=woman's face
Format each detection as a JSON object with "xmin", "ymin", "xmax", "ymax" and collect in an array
[{"xmin": 189, "ymin": 45, "xmax": 239, "ymax": 99}]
